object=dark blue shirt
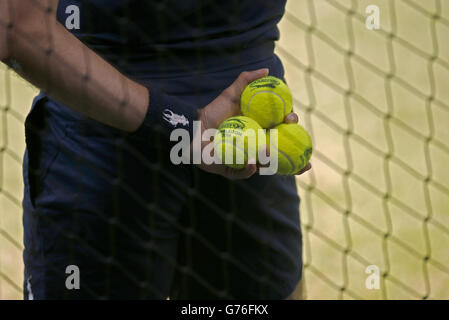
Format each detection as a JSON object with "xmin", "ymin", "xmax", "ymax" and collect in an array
[{"xmin": 56, "ymin": 0, "xmax": 286, "ymax": 77}]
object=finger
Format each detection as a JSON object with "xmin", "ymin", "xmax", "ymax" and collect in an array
[
  {"xmin": 227, "ymin": 163, "xmax": 257, "ymax": 180},
  {"xmin": 257, "ymin": 144, "xmax": 271, "ymax": 168},
  {"xmin": 284, "ymin": 112, "xmax": 299, "ymax": 124},
  {"xmin": 295, "ymin": 162, "xmax": 312, "ymax": 175},
  {"xmin": 259, "ymin": 144, "xmax": 270, "ymax": 157},
  {"xmin": 226, "ymin": 69, "xmax": 270, "ymax": 98}
]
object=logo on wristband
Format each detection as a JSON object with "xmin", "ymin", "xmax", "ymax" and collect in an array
[{"xmin": 163, "ymin": 109, "xmax": 189, "ymax": 127}]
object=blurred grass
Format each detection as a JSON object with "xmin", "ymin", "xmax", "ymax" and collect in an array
[
  {"xmin": 1, "ymin": 0, "xmax": 449, "ymax": 299},
  {"xmin": 277, "ymin": 0, "xmax": 449, "ymax": 299},
  {"xmin": 0, "ymin": 64, "xmax": 35, "ymax": 299}
]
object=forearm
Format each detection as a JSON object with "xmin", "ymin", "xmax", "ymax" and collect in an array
[
  {"xmin": 1, "ymin": 0, "xmax": 148, "ymax": 132},
  {"xmin": 0, "ymin": 0, "xmax": 11, "ymax": 61}
]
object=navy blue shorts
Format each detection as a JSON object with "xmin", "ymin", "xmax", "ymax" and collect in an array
[{"xmin": 22, "ymin": 56, "xmax": 302, "ymax": 300}]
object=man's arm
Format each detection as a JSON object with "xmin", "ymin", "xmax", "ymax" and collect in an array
[
  {"xmin": 0, "ymin": 0, "xmax": 148, "ymax": 132},
  {"xmin": 0, "ymin": 0, "xmax": 309, "ymax": 180}
]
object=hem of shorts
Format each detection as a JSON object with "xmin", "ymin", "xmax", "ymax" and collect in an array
[{"xmin": 280, "ymin": 271, "xmax": 303, "ymax": 300}]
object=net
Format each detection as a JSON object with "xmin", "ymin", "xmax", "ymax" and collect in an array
[{"xmin": 1, "ymin": 0, "xmax": 449, "ymax": 299}]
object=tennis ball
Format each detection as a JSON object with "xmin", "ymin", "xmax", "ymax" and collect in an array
[
  {"xmin": 267, "ymin": 123, "xmax": 313, "ymax": 175},
  {"xmin": 241, "ymin": 76, "xmax": 293, "ymax": 129},
  {"xmin": 214, "ymin": 116, "xmax": 265, "ymax": 169}
]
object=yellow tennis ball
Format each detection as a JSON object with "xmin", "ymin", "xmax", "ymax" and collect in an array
[
  {"xmin": 267, "ymin": 123, "xmax": 313, "ymax": 175},
  {"xmin": 214, "ymin": 116, "xmax": 265, "ymax": 169},
  {"xmin": 241, "ymin": 76, "xmax": 293, "ymax": 129}
]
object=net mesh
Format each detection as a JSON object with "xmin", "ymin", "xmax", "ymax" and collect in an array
[{"xmin": 1, "ymin": 0, "xmax": 449, "ymax": 299}]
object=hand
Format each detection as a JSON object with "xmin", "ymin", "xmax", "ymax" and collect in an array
[
  {"xmin": 194, "ymin": 69, "xmax": 311, "ymax": 179},
  {"xmin": 193, "ymin": 69, "xmax": 268, "ymax": 179}
]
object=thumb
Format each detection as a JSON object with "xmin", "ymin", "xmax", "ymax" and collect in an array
[{"xmin": 226, "ymin": 69, "xmax": 269, "ymax": 98}]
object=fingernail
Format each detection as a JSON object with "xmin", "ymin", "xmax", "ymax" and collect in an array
[
  {"xmin": 259, "ymin": 144, "xmax": 269, "ymax": 157},
  {"xmin": 285, "ymin": 113, "xmax": 299, "ymax": 123}
]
